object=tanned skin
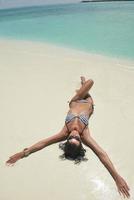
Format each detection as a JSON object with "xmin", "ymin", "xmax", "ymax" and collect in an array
[{"xmin": 6, "ymin": 76, "xmax": 130, "ymax": 198}]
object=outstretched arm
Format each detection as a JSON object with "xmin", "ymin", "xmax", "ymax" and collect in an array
[
  {"xmin": 6, "ymin": 126, "xmax": 68, "ymax": 166},
  {"xmin": 81, "ymin": 128, "xmax": 130, "ymax": 198}
]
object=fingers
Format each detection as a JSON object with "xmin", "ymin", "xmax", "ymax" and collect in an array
[
  {"xmin": 7, "ymin": 158, "xmax": 15, "ymax": 163},
  {"xmin": 116, "ymin": 176, "xmax": 130, "ymax": 198},
  {"xmin": 118, "ymin": 186, "xmax": 130, "ymax": 199},
  {"xmin": 122, "ymin": 187, "xmax": 130, "ymax": 198},
  {"xmin": 118, "ymin": 188, "xmax": 125, "ymax": 198},
  {"xmin": 118, "ymin": 188, "xmax": 121, "ymax": 196},
  {"xmin": 123, "ymin": 186, "xmax": 130, "ymax": 198},
  {"xmin": 125, "ymin": 182, "xmax": 130, "ymax": 191},
  {"xmin": 122, "ymin": 181, "xmax": 130, "ymax": 198},
  {"xmin": 5, "ymin": 162, "xmax": 15, "ymax": 167},
  {"xmin": 5, "ymin": 157, "xmax": 17, "ymax": 166},
  {"xmin": 6, "ymin": 160, "xmax": 14, "ymax": 166}
]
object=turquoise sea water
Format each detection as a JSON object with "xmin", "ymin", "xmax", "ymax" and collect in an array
[{"xmin": 0, "ymin": 2, "xmax": 134, "ymax": 59}]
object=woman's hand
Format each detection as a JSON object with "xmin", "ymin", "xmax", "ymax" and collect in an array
[
  {"xmin": 6, "ymin": 152, "xmax": 24, "ymax": 166},
  {"xmin": 115, "ymin": 175, "xmax": 130, "ymax": 198}
]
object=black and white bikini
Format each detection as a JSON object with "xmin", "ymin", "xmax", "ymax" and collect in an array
[{"xmin": 65, "ymin": 99, "xmax": 94, "ymax": 133}]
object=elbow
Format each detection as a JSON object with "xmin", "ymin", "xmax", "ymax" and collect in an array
[
  {"xmin": 34, "ymin": 142, "xmax": 46, "ymax": 151},
  {"xmin": 38, "ymin": 143, "xmax": 46, "ymax": 150},
  {"xmin": 98, "ymin": 151, "xmax": 108, "ymax": 161}
]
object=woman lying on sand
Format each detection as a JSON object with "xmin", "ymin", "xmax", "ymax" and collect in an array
[{"xmin": 6, "ymin": 76, "xmax": 130, "ymax": 198}]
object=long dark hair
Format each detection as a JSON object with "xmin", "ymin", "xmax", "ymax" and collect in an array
[{"xmin": 59, "ymin": 139, "xmax": 87, "ymax": 164}]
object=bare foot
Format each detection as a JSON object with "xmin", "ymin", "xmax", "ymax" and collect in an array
[
  {"xmin": 80, "ymin": 76, "xmax": 86, "ymax": 85},
  {"xmin": 76, "ymin": 76, "xmax": 86, "ymax": 93}
]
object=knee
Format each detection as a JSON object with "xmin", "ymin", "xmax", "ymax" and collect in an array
[{"xmin": 86, "ymin": 79, "xmax": 94, "ymax": 86}]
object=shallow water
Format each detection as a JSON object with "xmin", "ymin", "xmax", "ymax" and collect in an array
[{"xmin": 0, "ymin": 2, "xmax": 134, "ymax": 59}]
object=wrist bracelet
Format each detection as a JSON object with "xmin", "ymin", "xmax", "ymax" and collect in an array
[{"xmin": 23, "ymin": 148, "xmax": 30, "ymax": 157}]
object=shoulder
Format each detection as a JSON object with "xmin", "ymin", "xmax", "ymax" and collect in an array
[{"xmin": 81, "ymin": 127, "xmax": 90, "ymax": 138}]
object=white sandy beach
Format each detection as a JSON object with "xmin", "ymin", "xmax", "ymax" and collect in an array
[{"xmin": 0, "ymin": 39, "xmax": 134, "ymax": 200}]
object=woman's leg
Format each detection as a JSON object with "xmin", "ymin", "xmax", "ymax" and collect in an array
[
  {"xmin": 80, "ymin": 76, "xmax": 91, "ymax": 98},
  {"xmin": 70, "ymin": 77, "xmax": 94, "ymax": 102}
]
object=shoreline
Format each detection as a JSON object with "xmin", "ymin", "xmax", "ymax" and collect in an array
[{"xmin": 0, "ymin": 38, "xmax": 134, "ymax": 67}]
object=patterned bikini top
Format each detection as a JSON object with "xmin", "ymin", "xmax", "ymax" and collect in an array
[{"xmin": 65, "ymin": 113, "xmax": 89, "ymax": 126}]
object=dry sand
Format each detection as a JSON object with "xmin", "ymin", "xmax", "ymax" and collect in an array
[{"xmin": 0, "ymin": 39, "xmax": 134, "ymax": 200}]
